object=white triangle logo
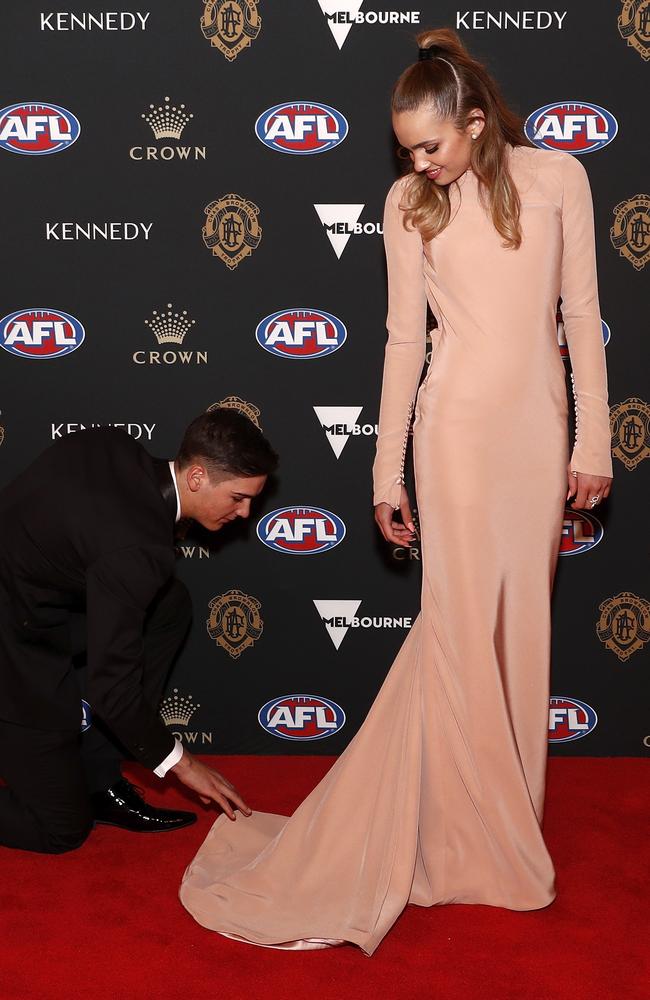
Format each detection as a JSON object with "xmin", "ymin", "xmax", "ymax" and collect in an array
[
  {"xmin": 317, "ymin": 1, "xmax": 364, "ymax": 49},
  {"xmin": 313, "ymin": 406, "xmax": 363, "ymax": 458},
  {"xmin": 313, "ymin": 599, "xmax": 362, "ymax": 650},
  {"xmin": 314, "ymin": 203, "xmax": 364, "ymax": 259}
]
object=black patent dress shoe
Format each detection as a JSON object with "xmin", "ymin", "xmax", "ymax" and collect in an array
[{"xmin": 91, "ymin": 777, "xmax": 197, "ymax": 832}]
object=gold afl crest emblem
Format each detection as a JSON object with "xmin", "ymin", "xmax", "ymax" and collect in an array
[
  {"xmin": 200, "ymin": 0, "xmax": 261, "ymax": 61},
  {"xmin": 609, "ymin": 194, "xmax": 650, "ymax": 270},
  {"xmin": 203, "ymin": 193, "xmax": 262, "ymax": 270},
  {"xmin": 207, "ymin": 590, "xmax": 263, "ymax": 659},
  {"xmin": 597, "ymin": 592, "xmax": 650, "ymax": 661},
  {"xmin": 207, "ymin": 396, "xmax": 262, "ymax": 429},
  {"xmin": 610, "ymin": 397, "xmax": 650, "ymax": 470},
  {"xmin": 617, "ymin": 1, "xmax": 650, "ymax": 61}
]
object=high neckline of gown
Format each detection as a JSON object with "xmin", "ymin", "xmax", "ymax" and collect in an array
[{"xmin": 454, "ymin": 143, "xmax": 519, "ymax": 189}]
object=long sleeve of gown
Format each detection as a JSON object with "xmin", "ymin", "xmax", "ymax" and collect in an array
[
  {"xmin": 372, "ymin": 179, "xmax": 428, "ymax": 508},
  {"xmin": 559, "ymin": 153, "xmax": 613, "ymax": 478}
]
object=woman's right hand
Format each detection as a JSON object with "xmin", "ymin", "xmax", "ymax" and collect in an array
[{"xmin": 374, "ymin": 486, "xmax": 417, "ymax": 546}]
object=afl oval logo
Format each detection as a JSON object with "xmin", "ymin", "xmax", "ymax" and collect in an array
[
  {"xmin": 548, "ymin": 696, "xmax": 598, "ymax": 743},
  {"xmin": 558, "ymin": 315, "xmax": 610, "ymax": 361},
  {"xmin": 255, "ymin": 102, "xmax": 348, "ymax": 155},
  {"xmin": 257, "ymin": 506, "xmax": 346, "ymax": 555},
  {"xmin": 0, "ymin": 102, "xmax": 81, "ymax": 155},
  {"xmin": 560, "ymin": 509, "xmax": 603, "ymax": 556},
  {"xmin": 256, "ymin": 308, "xmax": 347, "ymax": 360},
  {"xmin": 1, "ymin": 309, "xmax": 85, "ymax": 359},
  {"xmin": 525, "ymin": 102, "xmax": 617, "ymax": 154},
  {"xmin": 258, "ymin": 694, "xmax": 346, "ymax": 741}
]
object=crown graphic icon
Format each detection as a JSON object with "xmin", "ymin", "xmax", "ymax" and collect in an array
[
  {"xmin": 144, "ymin": 303, "xmax": 196, "ymax": 345},
  {"xmin": 141, "ymin": 96, "xmax": 193, "ymax": 139},
  {"xmin": 159, "ymin": 689, "xmax": 200, "ymax": 727}
]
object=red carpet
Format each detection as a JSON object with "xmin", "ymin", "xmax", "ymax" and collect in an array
[{"xmin": 1, "ymin": 756, "xmax": 648, "ymax": 1000}]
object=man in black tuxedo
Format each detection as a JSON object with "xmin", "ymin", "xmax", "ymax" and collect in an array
[{"xmin": 0, "ymin": 408, "xmax": 277, "ymax": 853}]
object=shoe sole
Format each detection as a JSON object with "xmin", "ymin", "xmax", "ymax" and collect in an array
[{"xmin": 92, "ymin": 817, "xmax": 197, "ymax": 832}]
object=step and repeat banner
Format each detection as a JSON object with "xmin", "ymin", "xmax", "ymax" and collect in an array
[{"xmin": 0, "ymin": 3, "xmax": 648, "ymax": 757}]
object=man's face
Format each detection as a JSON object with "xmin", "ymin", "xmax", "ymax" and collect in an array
[{"xmin": 186, "ymin": 469, "xmax": 267, "ymax": 531}]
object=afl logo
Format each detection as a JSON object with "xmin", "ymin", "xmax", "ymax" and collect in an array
[
  {"xmin": 258, "ymin": 694, "xmax": 346, "ymax": 741},
  {"xmin": 557, "ymin": 313, "xmax": 610, "ymax": 361},
  {"xmin": 548, "ymin": 696, "xmax": 598, "ymax": 743},
  {"xmin": 80, "ymin": 700, "xmax": 92, "ymax": 734},
  {"xmin": 256, "ymin": 308, "xmax": 347, "ymax": 359},
  {"xmin": 524, "ymin": 102, "xmax": 617, "ymax": 154},
  {"xmin": 560, "ymin": 509, "xmax": 603, "ymax": 556},
  {"xmin": 1, "ymin": 309, "xmax": 85, "ymax": 360},
  {"xmin": 257, "ymin": 506, "xmax": 346, "ymax": 555},
  {"xmin": 0, "ymin": 102, "xmax": 80, "ymax": 155},
  {"xmin": 255, "ymin": 102, "xmax": 348, "ymax": 155}
]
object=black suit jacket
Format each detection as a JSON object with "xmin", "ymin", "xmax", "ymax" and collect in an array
[{"xmin": 0, "ymin": 428, "xmax": 179, "ymax": 770}]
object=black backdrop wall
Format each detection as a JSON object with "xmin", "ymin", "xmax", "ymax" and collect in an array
[{"xmin": 1, "ymin": 2, "xmax": 648, "ymax": 757}]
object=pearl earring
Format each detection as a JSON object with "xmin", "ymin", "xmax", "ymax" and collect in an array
[{"xmin": 471, "ymin": 133, "xmax": 478, "ymax": 140}]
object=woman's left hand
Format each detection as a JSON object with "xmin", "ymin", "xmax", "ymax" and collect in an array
[{"xmin": 566, "ymin": 467, "xmax": 612, "ymax": 510}]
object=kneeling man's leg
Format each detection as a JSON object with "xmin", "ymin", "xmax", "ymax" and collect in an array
[
  {"xmin": 0, "ymin": 720, "xmax": 92, "ymax": 854},
  {"xmin": 141, "ymin": 578, "xmax": 193, "ymax": 710},
  {"xmin": 75, "ymin": 578, "xmax": 191, "ymax": 792},
  {"xmin": 82, "ymin": 579, "xmax": 196, "ymax": 832}
]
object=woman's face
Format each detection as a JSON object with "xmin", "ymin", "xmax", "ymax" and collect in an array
[{"xmin": 392, "ymin": 106, "xmax": 484, "ymax": 185}]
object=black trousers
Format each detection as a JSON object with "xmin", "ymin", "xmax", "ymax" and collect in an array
[{"xmin": 0, "ymin": 578, "xmax": 192, "ymax": 854}]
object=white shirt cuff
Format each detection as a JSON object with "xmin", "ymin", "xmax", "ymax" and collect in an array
[{"xmin": 153, "ymin": 736, "xmax": 184, "ymax": 778}]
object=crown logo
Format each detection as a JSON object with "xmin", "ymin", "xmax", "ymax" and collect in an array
[
  {"xmin": 159, "ymin": 689, "xmax": 200, "ymax": 727},
  {"xmin": 144, "ymin": 303, "xmax": 196, "ymax": 345},
  {"xmin": 141, "ymin": 96, "xmax": 193, "ymax": 139}
]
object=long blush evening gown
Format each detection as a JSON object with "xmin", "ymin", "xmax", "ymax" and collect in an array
[{"xmin": 179, "ymin": 144, "xmax": 613, "ymax": 955}]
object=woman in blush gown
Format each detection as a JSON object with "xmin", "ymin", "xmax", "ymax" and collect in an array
[{"xmin": 179, "ymin": 28, "xmax": 613, "ymax": 956}]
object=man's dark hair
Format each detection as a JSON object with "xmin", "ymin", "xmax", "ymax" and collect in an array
[{"xmin": 176, "ymin": 409, "xmax": 278, "ymax": 480}]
